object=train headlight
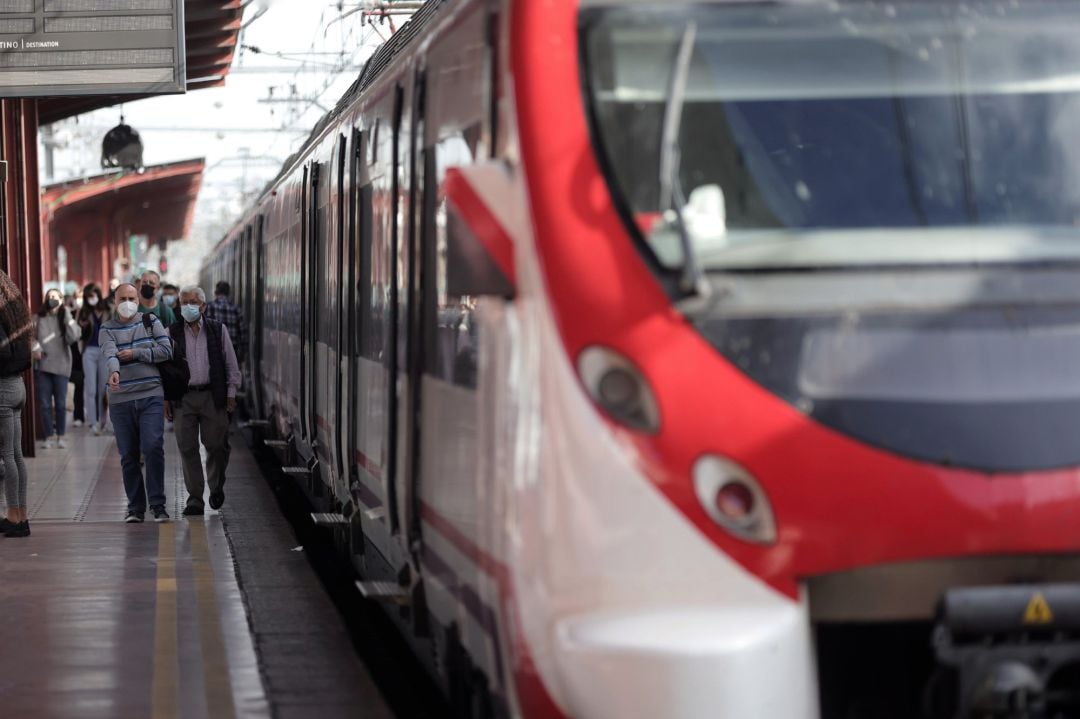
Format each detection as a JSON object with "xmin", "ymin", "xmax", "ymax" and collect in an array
[
  {"xmin": 693, "ymin": 455, "xmax": 777, "ymax": 545},
  {"xmin": 577, "ymin": 346, "xmax": 660, "ymax": 434}
]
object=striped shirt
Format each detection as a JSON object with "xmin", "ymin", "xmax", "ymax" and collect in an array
[{"xmin": 100, "ymin": 313, "xmax": 174, "ymax": 404}]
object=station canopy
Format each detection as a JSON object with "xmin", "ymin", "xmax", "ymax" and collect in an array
[
  {"xmin": 37, "ymin": 0, "xmax": 242, "ymax": 125},
  {"xmin": 42, "ymin": 157, "xmax": 205, "ymax": 240}
]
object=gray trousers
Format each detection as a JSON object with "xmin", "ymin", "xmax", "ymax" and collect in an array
[
  {"xmin": 174, "ymin": 390, "xmax": 230, "ymax": 508},
  {"xmin": 0, "ymin": 374, "xmax": 27, "ymax": 508}
]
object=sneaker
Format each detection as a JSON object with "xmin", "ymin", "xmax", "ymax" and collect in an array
[
  {"xmin": 41, "ymin": 437, "xmax": 56, "ymax": 449},
  {"xmin": 209, "ymin": 490, "xmax": 225, "ymax": 510},
  {"xmin": 4, "ymin": 521, "xmax": 29, "ymax": 538},
  {"xmin": 151, "ymin": 505, "xmax": 170, "ymax": 522},
  {"xmin": 0, "ymin": 518, "xmax": 14, "ymax": 533},
  {"xmin": 57, "ymin": 437, "xmax": 67, "ymax": 449},
  {"xmin": 124, "ymin": 511, "xmax": 144, "ymax": 523},
  {"xmin": 182, "ymin": 504, "xmax": 204, "ymax": 517},
  {"xmin": 71, "ymin": 420, "xmax": 84, "ymax": 428}
]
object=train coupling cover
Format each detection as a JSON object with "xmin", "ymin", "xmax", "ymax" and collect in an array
[{"xmin": 928, "ymin": 583, "xmax": 1080, "ymax": 718}]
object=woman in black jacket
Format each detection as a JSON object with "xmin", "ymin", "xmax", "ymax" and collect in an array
[{"xmin": 0, "ymin": 270, "xmax": 33, "ymax": 536}]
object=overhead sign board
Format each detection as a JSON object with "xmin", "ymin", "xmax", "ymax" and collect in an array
[{"xmin": 0, "ymin": 0, "xmax": 185, "ymax": 98}]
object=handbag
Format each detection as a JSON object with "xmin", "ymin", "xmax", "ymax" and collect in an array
[{"xmin": 142, "ymin": 313, "xmax": 189, "ymax": 401}]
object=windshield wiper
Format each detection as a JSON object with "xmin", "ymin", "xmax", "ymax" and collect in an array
[{"xmin": 658, "ymin": 21, "xmax": 710, "ymax": 304}]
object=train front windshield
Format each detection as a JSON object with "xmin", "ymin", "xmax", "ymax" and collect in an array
[{"xmin": 581, "ymin": 0, "xmax": 1080, "ymax": 272}]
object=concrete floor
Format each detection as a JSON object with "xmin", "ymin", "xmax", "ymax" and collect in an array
[{"xmin": 0, "ymin": 420, "xmax": 393, "ymax": 719}]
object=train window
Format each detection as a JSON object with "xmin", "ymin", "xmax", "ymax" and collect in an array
[
  {"xmin": 357, "ymin": 185, "xmax": 375, "ymax": 360},
  {"xmin": 369, "ymin": 119, "xmax": 379, "ymax": 166},
  {"xmin": 317, "ymin": 162, "xmax": 332, "ymax": 346},
  {"xmin": 583, "ymin": 1, "xmax": 1080, "ymax": 272},
  {"xmin": 424, "ymin": 126, "xmax": 488, "ymax": 388}
]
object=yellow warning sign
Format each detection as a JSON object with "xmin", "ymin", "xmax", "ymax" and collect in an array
[{"xmin": 1023, "ymin": 592, "xmax": 1054, "ymax": 625}]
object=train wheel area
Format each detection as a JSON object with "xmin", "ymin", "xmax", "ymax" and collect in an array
[{"xmin": 0, "ymin": 424, "xmax": 409, "ymax": 718}]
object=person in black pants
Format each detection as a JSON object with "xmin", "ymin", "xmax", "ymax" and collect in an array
[{"xmin": 70, "ymin": 338, "xmax": 85, "ymax": 427}]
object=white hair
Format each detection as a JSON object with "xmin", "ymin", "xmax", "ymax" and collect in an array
[{"xmin": 179, "ymin": 285, "xmax": 207, "ymax": 304}]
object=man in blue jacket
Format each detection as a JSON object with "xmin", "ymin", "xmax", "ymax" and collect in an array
[{"xmin": 101, "ymin": 283, "xmax": 174, "ymax": 523}]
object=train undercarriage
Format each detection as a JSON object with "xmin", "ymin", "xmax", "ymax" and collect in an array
[{"xmin": 814, "ymin": 562, "xmax": 1080, "ymax": 719}]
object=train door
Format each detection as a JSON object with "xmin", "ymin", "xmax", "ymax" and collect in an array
[
  {"xmin": 240, "ymin": 223, "xmax": 254, "ymax": 411},
  {"xmin": 352, "ymin": 90, "xmax": 406, "ymax": 566},
  {"xmin": 352, "ymin": 122, "xmax": 381, "ymax": 539},
  {"xmin": 299, "ymin": 162, "xmax": 320, "ymax": 458},
  {"xmin": 402, "ymin": 68, "xmax": 427, "ymax": 545},
  {"xmin": 325, "ymin": 135, "xmax": 347, "ymax": 492},
  {"xmin": 387, "ymin": 84, "xmax": 406, "ymax": 534},
  {"xmin": 341, "ymin": 129, "xmax": 362, "ymax": 510},
  {"xmin": 414, "ymin": 7, "xmax": 513, "ymax": 698},
  {"xmin": 252, "ymin": 214, "xmax": 265, "ymax": 418},
  {"xmin": 313, "ymin": 158, "xmax": 331, "ymax": 476}
]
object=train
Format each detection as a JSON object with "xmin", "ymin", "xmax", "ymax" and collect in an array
[{"xmin": 204, "ymin": 0, "xmax": 1080, "ymax": 717}]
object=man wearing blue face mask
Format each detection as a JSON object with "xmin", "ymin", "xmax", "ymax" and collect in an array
[
  {"xmin": 160, "ymin": 283, "xmax": 179, "ymax": 311},
  {"xmin": 165, "ymin": 286, "xmax": 241, "ymax": 516}
]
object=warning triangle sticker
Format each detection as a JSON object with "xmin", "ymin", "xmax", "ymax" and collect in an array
[{"xmin": 1023, "ymin": 592, "xmax": 1054, "ymax": 625}]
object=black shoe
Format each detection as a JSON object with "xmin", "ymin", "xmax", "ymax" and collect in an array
[
  {"xmin": 5, "ymin": 521, "xmax": 30, "ymax": 537},
  {"xmin": 151, "ymin": 505, "xmax": 170, "ymax": 522},
  {"xmin": 209, "ymin": 491, "xmax": 225, "ymax": 510},
  {"xmin": 182, "ymin": 505, "xmax": 204, "ymax": 517},
  {"xmin": 124, "ymin": 511, "xmax": 144, "ymax": 523},
  {"xmin": 0, "ymin": 518, "xmax": 14, "ymax": 533}
]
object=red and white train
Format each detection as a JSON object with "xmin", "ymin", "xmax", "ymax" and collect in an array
[{"xmin": 206, "ymin": 0, "xmax": 1080, "ymax": 716}]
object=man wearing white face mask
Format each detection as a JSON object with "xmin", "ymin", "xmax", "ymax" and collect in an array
[
  {"xmin": 100, "ymin": 283, "xmax": 174, "ymax": 523},
  {"xmin": 165, "ymin": 286, "xmax": 240, "ymax": 516}
]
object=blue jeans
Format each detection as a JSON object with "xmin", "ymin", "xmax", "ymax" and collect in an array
[
  {"xmin": 36, "ymin": 370, "xmax": 67, "ymax": 437},
  {"xmin": 82, "ymin": 345, "xmax": 107, "ymax": 427},
  {"xmin": 110, "ymin": 396, "xmax": 166, "ymax": 513}
]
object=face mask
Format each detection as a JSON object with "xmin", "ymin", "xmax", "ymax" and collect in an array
[
  {"xmin": 181, "ymin": 304, "xmax": 202, "ymax": 323},
  {"xmin": 86, "ymin": 296, "xmax": 99, "ymax": 307},
  {"xmin": 118, "ymin": 301, "xmax": 139, "ymax": 319},
  {"xmin": 46, "ymin": 298, "xmax": 60, "ymax": 310},
  {"xmin": 140, "ymin": 284, "xmax": 156, "ymax": 300},
  {"xmin": 162, "ymin": 294, "xmax": 176, "ymax": 307}
]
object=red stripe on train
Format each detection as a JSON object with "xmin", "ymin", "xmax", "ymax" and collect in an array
[
  {"xmin": 421, "ymin": 500, "xmax": 566, "ymax": 718},
  {"xmin": 444, "ymin": 168, "xmax": 517, "ymax": 287}
]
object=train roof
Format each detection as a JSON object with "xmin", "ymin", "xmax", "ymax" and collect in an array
[{"xmin": 249, "ymin": 0, "xmax": 447, "ymax": 212}]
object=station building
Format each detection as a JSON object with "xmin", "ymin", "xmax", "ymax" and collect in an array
[{"xmin": 0, "ymin": 0, "xmax": 243, "ymax": 454}]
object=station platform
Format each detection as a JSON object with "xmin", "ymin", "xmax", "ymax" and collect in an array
[{"xmin": 0, "ymin": 422, "xmax": 394, "ymax": 719}]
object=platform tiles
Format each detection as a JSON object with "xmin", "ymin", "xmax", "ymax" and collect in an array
[{"xmin": 0, "ymin": 426, "xmax": 392, "ymax": 719}]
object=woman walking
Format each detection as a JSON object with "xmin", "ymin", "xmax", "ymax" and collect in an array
[
  {"xmin": 32, "ymin": 288, "xmax": 79, "ymax": 448},
  {"xmin": 0, "ymin": 271, "xmax": 34, "ymax": 537},
  {"xmin": 69, "ymin": 293, "xmax": 85, "ymax": 427},
  {"xmin": 77, "ymin": 283, "xmax": 110, "ymax": 435}
]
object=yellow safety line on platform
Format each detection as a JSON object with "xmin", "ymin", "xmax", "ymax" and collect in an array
[
  {"xmin": 152, "ymin": 523, "xmax": 179, "ymax": 719},
  {"xmin": 191, "ymin": 521, "xmax": 238, "ymax": 719}
]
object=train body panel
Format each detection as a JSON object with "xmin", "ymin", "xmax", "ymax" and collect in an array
[
  {"xmin": 205, "ymin": 0, "xmax": 1080, "ymax": 716},
  {"xmin": 202, "ymin": 0, "xmax": 828, "ymax": 713}
]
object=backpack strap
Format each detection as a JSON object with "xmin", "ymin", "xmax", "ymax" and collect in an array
[{"xmin": 141, "ymin": 312, "xmax": 159, "ymax": 362}]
